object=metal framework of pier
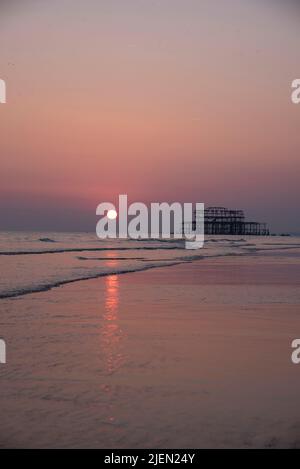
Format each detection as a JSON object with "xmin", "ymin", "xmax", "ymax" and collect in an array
[{"xmin": 184, "ymin": 206, "xmax": 269, "ymax": 236}]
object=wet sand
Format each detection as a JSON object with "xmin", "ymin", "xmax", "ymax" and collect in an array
[{"xmin": 1, "ymin": 254, "xmax": 300, "ymax": 448}]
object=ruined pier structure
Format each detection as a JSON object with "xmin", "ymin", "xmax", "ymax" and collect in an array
[{"xmin": 184, "ymin": 206, "xmax": 269, "ymax": 236}]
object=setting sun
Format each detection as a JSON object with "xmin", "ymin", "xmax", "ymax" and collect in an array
[{"xmin": 107, "ymin": 209, "xmax": 117, "ymax": 220}]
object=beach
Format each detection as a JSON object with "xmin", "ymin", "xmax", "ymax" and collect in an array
[
  {"xmin": 1, "ymin": 0, "xmax": 299, "ymax": 452},
  {"xmin": 1, "ymin": 237, "xmax": 300, "ymax": 448}
]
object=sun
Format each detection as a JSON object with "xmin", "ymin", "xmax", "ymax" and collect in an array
[{"xmin": 107, "ymin": 209, "xmax": 117, "ymax": 220}]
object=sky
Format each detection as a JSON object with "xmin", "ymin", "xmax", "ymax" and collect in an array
[{"xmin": 0, "ymin": 0, "xmax": 299, "ymax": 232}]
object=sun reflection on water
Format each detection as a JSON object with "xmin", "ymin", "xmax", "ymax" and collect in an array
[{"xmin": 102, "ymin": 274, "xmax": 125, "ymax": 376}]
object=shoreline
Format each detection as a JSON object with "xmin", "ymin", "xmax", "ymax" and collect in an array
[
  {"xmin": 2, "ymin": 237, "xmax": 300, "ymax": 300},
  {"xmin": 1, "ymin": 254, "xmax": 300, "ymax": 448}
]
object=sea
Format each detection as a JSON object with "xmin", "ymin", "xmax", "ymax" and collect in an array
[{"xmin": 1, "ymin": 231, "xmax": 299, "ymax": 299}]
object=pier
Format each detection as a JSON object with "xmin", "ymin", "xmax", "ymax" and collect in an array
[{"xmin": 183, "ymin": 206, "xmax": 269, "ymax": 236}]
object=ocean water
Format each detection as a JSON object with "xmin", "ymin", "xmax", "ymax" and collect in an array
[
  {"xmin": 0, "ymin": 231, "xmax": 300, "ymax": 299},
  {"xmin": 1, "ymin": 231, "xmax": 300, "ymax": 448}
]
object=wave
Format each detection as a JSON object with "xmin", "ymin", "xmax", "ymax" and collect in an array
[
  {"xmin": 261, "ymin": 243, "xmax": 300, "ymax": 247},
  {"xmin": 206, "ymin": 238, "xmax": 246, "ymax": 243},
  {"xmin": 0, "ymin": 246, "xmax": 181, "ymax": 256},
  {"xmin": 1, "ymin": 239, "xmax": 299, "ymax": 300},
  {"xmin": 0, "ymin": 251, "xmax": 237, "ymax": 300},
  {"xmin": 76, "ymin": 256, "xmax": 147, "ymax": 261},
  {"xmin": 0, "ymin": 260, "xmax": 185, "ymax": 299}
]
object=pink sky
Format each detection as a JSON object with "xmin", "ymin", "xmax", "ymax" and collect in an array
[{"xmin": 0, "ymin": 0, "xmax": 299, "ymax": 232}]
